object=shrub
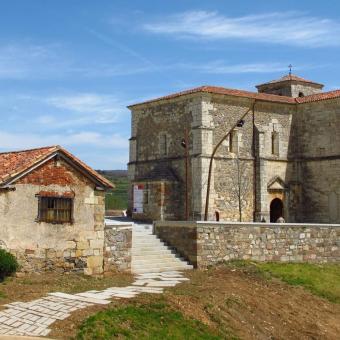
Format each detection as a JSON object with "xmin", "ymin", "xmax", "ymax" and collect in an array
[{"xmin": 0, "ymin": 249, "xmax": 18, "ymax": 280}]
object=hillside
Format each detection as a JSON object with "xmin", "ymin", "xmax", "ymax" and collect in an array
[{"xmin": 97, "ymin": 170, "xmax": 128, "ymax": 211}]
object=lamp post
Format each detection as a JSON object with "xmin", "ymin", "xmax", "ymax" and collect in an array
[{"xmin": 203, "ymin": 105, "xmax": 254, "ymax": 221}]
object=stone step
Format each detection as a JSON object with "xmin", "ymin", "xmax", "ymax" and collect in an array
[
  {"xmin": 131, "ymin": 231, "xmax": 193, "ymax": 274},
  {"xmin": 131, "ymin": 260, "xmax": 192, "ymax": 268},
  {"xmin": 132, "ymin": 253, "xmax": 182, "ymax": 260},
  {"xmin": 132, "ymin": 264, "xmax": 193, "ymax": 274},
  {"xmin": 132, "ymin": 240, "xmax": 167, "ymax": 246},
  {"xmin": 132, "ymin": 258, "xmax": 186, "ymax": 265},
  {"xmin": 132, "ymin": 252, "xmax": 174, "ymax": 257},
  {"xmin": 132, "ymin": 246, "xmax": 170, "ymax": 252}
]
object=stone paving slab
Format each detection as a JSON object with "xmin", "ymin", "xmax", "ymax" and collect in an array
[
  {"xmin": 49, "ymin": 292, "xmax": 110, "ymax": 305},
  {"xmin": 0, "ymin": 271, "xmax": 188, "ymax": 337}
]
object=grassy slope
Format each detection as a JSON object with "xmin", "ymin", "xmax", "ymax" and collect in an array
[
  {"xmin": 256, "ymin": 262, "xmax": 340, "ymax": 303},
  {"xmin": 76, "ymin": 303, "xmax": 221, "ymax": 340},
  {"xmin": 74, "ymin": 262, "xmax": 340, "ymax": 339},
  {"xmin": 97, "ymin": 170, "xmax": 128, "ymax": 210}
]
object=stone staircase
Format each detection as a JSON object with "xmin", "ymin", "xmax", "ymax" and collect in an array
[{"xmin": 131, "ymin": 228, "xmax": 193, "ymax": 274}]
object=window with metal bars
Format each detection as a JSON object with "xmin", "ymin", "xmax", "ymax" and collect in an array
[{"xmin": 38, "ymin": 197, "xmax": 73, "ymax": 223}]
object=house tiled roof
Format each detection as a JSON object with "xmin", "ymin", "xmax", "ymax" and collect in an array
[
  {"xmin": 0, "ymin": 145, "xmax": 114, "ymax": 189},
  {"xmin": 256, "ymin": 74, "xmax": 324, "ymax": 88},
  {"xmin": 128, "ymin": 84, "xmax": 340, "ymax": 108}
]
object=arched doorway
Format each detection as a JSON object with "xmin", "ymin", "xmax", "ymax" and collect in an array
[{"xmin": 270, "ymin": 198, "xmax": 284, "ymax": 222}]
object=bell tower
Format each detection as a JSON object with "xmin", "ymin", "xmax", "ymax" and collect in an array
[{"xmin": 256, "ymin": 73, "xmax": 324, "ymax": 98}]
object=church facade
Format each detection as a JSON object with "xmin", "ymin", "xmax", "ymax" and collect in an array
[{"xmin": 127, "ymin": 74, "xmax": 340, "ymax": 223}]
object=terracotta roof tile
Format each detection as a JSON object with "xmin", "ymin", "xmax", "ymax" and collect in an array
[
  {"xmin": 296, "ymin": 90, "xmax": 340, "ymax": 103},
  {"xmin": 128, "ymin": 85, "xmax": 296, "ymax": 108},
  {"xmin": 128, "ymin": 83, "xmax": 340, "ymax": 108},
  {"xmin": 256, "ymin": 74, "xmax": 324, "ymax": 88},
  {"xmin": 0, "ymin": 145, "xmax": 114, "ymax": 189}
]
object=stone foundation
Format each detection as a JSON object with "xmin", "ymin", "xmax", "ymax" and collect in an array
[
  {"xmin": 103, "ymin": 223, "xmax": 132, "ymax": 272},
  {"xmin": 155, "ymin": 221, "xmax": 340, "ymax": 268}
]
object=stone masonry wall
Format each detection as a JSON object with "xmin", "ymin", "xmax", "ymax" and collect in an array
[
  {"xmin": 155, "ymin": 221, "xmax": 340, "ymax": 268},
  {"xmin": 294, "ymin": 98, "xmax": 340, "ymax": 223},
  {"xmin": 0, "ymin": 158, "xmax": 105, "ymax": 275},
  {"xmin": 104, "ymin": 224, "xmax": 132, "ymax": 272}
]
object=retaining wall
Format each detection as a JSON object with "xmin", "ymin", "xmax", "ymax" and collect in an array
[
  {"xmin": 154, "ymin": 221, "xmax": 340, "ymax": 268},
  {"xmin": 104, "ymin": 222, "xmax": 132, "ymax": 272}
]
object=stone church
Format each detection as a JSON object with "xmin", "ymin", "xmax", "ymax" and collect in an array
[{"xmin": 128, "ymin": 74, "xmax": 340, "ymax": 223}]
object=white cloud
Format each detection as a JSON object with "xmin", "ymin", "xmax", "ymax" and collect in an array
[
  {"xmin": 177, "ymin": 61, "xmax": 301, "ymax": 74},
  {"xmin": 0, "ymin": 44, "xmax": 67, "ymax": 79},
  {"xmin": 46, "ymin": 93, "xmax": 124, "ymax": 121},
  {"xmin": 144, "ymin": 11, "xmax": 340, "ymax": 47},
  {"xmin": 0, "ymin": 43, "xmax": 158, "ymax": 80},
  {"xmin": 0, "ymin": 131, "xmax": 128, "ymax": 150}
]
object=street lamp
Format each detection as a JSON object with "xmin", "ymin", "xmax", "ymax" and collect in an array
[{"xmin": 203, "ymin": 105, "xmax": 254, "ymax": 221}]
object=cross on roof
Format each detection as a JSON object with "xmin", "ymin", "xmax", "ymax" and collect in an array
[{"xmin": 288, "ymin": 64, "xmax": 293, "ymax": 76}]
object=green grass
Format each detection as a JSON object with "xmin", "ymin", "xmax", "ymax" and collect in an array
[
  {"xmin": 76, "ymin": 303, "xmax": 221, "ymax": 340},
  {"xmin": 96, "ymin": 171, "xmax": 128, "ymax": 210},
  {"xmin": 104, "ymin": 176, "xmax": 128, "ymax": 210},
  {"xmin": 256, "ymin": 262, "xmax": 340, "ymax": 303}
]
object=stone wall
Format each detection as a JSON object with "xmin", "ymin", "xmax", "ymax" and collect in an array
[
  {"xmin": 0, "ymin": 158, "xmax": 105, "ymax": 275},
  {"xmin": 104, "ymin": 223, "xmax": 132, "ymax": 272},
  {"xmin": 294, "ymin": 98, "xmax": 340, "ymax": 223},
  {"xmin": 155, "ymin": 221, "xmax": 340, "ymax": 268},
  {"xmin": 128, "ymin": 95, "xmax": 198, "ymax": 220}
]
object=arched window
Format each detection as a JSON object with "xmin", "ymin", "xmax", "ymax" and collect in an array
[{"xmin": 298, "ymin": 92, "xmax": 305, "ymax": 97}]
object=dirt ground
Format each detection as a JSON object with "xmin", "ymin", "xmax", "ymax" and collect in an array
[
  {"xmin": 1, "ymin": 266, "xmax": 340, "ymax": 339},
  {"xmin": 166, "ymin": 265, "xmax": 340, "ymax": 340}
]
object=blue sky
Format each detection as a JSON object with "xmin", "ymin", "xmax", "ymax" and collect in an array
[{"xmin": 1, "ymin": 0, "xmax": 340, "ymax": 169}]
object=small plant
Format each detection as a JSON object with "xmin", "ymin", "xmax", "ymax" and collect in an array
[{"xmin": 0, "ymin": 249, "xmax": 18, "ymax": 281}]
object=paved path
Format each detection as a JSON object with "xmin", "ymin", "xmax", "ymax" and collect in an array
[{"xmin": 0, "ymin": 271, "xmax": 189, "ymax": 337}]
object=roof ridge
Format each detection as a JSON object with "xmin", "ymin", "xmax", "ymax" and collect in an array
[
  {"xmin": 0, "ymin": 145, "xmax": 59, "ymax": 155},
  {"xmin": 128, "ymin": 85, "xmax": 296, "ymax": 108}
]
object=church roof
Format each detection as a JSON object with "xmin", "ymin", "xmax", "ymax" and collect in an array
[
  {"xmin": 128, "ymin": 81, "xmax": 339, "ymax": 108},
  {"xmin": 128, "ymin": 85, "xmax": 297, "ymax": 107},
  {"xmin": 0, "ymin": 145, "xmax": 114, "ymax": 189},
  {"xmin": 256, "ymin": 73, "xmax": 324, "ymax": 88}
]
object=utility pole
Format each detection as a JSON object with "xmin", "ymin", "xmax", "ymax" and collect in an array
[
  {"xmin": 181, "ymin": 129, "xmax": 190, "ymax": 220},
  {"xmin": 204, "ymin": 103, "xmax": 255, "ymax": 221}
]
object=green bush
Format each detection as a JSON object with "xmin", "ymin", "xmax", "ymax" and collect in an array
[{"xmin": 0, "ymin": 249, "xmax": 18, "ymax": 280}]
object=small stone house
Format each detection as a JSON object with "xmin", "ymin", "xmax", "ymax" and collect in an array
[{"xmin": 0, "ymin": 145, "xmax": 114, "ymax": 275}]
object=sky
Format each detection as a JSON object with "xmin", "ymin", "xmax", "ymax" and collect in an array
[{"xmin": 1, "ymin": 0, "xmax": 340, "ymax": 169}]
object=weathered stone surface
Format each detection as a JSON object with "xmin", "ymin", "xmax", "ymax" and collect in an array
[
  {"xmin": 104, "ymin": 225, "xmax": 132, "ymax": 272},
  {"xmin": 155, "ymin": 221, "xmax": 340, "ymax": 268}
]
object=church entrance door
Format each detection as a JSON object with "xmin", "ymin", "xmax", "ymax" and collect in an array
[{"xmin": 270, "ymin": 198, "xmax": 284, "ymax": 222}]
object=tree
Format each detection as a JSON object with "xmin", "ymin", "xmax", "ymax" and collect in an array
[{"xmin": 230, "ymin": 152, "xmax": 251, "ymax": 222}]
